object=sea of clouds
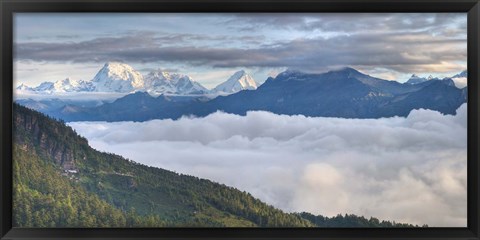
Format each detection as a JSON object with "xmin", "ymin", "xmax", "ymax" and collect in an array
[{"xmin": 69, "ymin": 104, "xmax": 467, "ymax": 227}]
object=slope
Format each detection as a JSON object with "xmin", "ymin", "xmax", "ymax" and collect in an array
[
  {"xmin": 13, "ymin": 103, "xmax": 313, "ymax": 227},
  {"xmin": 213, "ymin": 70, "xmax": 258, "ymax": 94},
  {"xmin": 13, "ymin": 104, "xmax": 419, "ymax": 227}
]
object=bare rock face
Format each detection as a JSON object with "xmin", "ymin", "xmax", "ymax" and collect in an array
[{"xmin": 14, "ymin": 107, "xmax": 80, "ymax": 171}]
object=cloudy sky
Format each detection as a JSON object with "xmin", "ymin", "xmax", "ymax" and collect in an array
[{"xmin": 14, "ymin": 13, "xmax": 467, "ymax": 89}]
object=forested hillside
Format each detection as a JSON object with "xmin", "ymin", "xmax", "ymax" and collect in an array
[{"xmin": 13, "ymin": 104, "xmax": 419, "ymax": 227}]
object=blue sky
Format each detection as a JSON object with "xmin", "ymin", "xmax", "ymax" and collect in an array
[{"xmin": 14, "ymin": 13, "xmax": 467, "ymax": 89}]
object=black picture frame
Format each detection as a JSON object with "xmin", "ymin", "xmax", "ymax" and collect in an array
[{"xmin": 1, "ymin": 0, "xmax": 479, "ymax": 239}]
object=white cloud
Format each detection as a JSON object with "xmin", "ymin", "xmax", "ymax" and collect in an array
[
  {"xmin": 69, "ymin": 104, "xmax": 467, "ymax": 227},
  {"xmin": 452, "ymin": 77, "xmax": 468, "ymax": 88}
]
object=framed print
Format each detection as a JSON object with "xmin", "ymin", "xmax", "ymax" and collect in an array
[{"xmin": 1, "ymin": 0, "xmax": 479, "ymax": 239}]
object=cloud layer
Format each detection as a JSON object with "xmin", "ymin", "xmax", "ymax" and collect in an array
[
  {"xmin": 15, "ymin": 13, "xmax": 467, "ymax": 85},
  {"xmin": 69, "ymin": 104, "xmax": 467, "ymax": 227},
  {"xmin": 15, "ymin": 30, "xmax": 466, "ymax": 74}
]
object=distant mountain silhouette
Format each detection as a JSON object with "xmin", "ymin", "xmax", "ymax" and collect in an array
[{"xmin": 22, "ymin": 68, "xmax": 467, "ymax": 122}]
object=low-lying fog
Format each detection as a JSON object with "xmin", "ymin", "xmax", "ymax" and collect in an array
[{"xmin": 70, "ymin": 104, "xmax": 467, "ymax": 227}]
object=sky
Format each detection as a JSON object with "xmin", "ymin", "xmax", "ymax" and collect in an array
[
  {"xmin": 14, "ymin": 13, "xmax": 467, "ymax": 89},
  {"xmin": 70, "ymin": 104, "xmax": 468, "ymax": 227}
]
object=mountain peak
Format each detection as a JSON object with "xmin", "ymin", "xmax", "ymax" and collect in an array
[
  {"xmin": 93, "ymin": 62, "xmax": 144, "ymax": 92},
  {"xmin": 213, "ymin": 70, "xmax": 258, "ymax": 94},
  {"xmin": 227, "ymin": 70, "xmax": 249, "ymax": 81},
  {"xmin": 16, "ymin": 83, "xmax": 33, "ymax": 91},
  {"xmin": 146, "ymin": 70, "xmax": 192, "ymax": 83},
  {"xmin": 146, "ymin": 70, "xmax": 170, "ymax": 80},
  {"xmin": 131, "ymin": 91, "xmax": 152, "ymax": 97},
  {"xmin": 103, "ymin": 61, "xmax": 131, "ymax": 69},
  {"xmin": 99, "ymin": 62, "xmax": 140, "ymax": 79},
  {"xmin": 276, "ymin": 69, "xmax": 305, "ymax": 79},
  {"xmin": 406, "ymin": 74, "xmax": 428, "ymax": 85},
  {"xmin": 235, "ymin": 69, "xmax": 247, "ymax": 75},
  {"xmin": 453, "ymin": 70, "xmax": 467, "ymax": 78},
  {"xmin": 329, "ymin": 67, "xmax": 365, "ymax": 77},
  {"xmin": 144, "ymin": 69, "xmax": 208, "ymax": 95},
  {"xmin": 339, "ymin": 66, "xmax": 360, "ymax": 73}
]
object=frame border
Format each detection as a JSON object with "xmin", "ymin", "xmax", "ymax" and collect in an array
[{"xmin": 1, "ymin": 0, "xmax": 479, "ymax": 239}]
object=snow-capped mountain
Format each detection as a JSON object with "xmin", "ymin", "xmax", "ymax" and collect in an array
[
  {"xmin": 31, "ymin": 82, "xmax": 55, "ymax": 92},
  {"xmin": 52, "ymin": 67, "xmax": 466, "ymax": 122},
  {"xmin": 144, "ymin": 70, "xmax": 208, "ymax": 95},
  {"xmin": 406, "ymin": 74, "xmax": 428, "ymax": 85},
  {"xmin": 405, "ymin": 70, "xmax": 467, "ymax": 88},
  {"xmin": 16, "ymin": 62, "xmax": 142, "ymax": 94},
  {"xmin": 16, "ymin": 62, "xmax": 211, "ymax": 95},
  {"xmin": 92, "ymin": 62, "xmax": 144, "ymax": 93},
  {"xmin": 406, "ymin": 74, "xmax": 439, "ymax": 84},
  {"xmin": 16, "ymin": 83, "xmax": 33, "ymax": 91},
  {"xmin": 53, "ymin": 78, "xmax": 95, "ymax": 92},
  {"xmin": 16, "ymin": 78, "xmax": 94, "ymax": 93},
  {"xmin": 213, "ymin": 70, "xmax": 258, "ymax": 94}
]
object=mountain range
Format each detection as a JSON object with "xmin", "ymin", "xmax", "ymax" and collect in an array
[
  {"xmin": 26, "ymin": 67, "xmax": 467, "ymax": 122},
  {"xmin": 16, "ymin": 62, "xmax": 259, "ymax": 95},
  {"xmin": 405, "ymin": 74, "xmax": 433, "ymax": 85},
  {"xmin": 17, "ymin": 78, "xmax": 95, "ymax": 93},
  {"xmin": 197, "ymin": 67, "xmax": 465, "ymax": 118}
]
